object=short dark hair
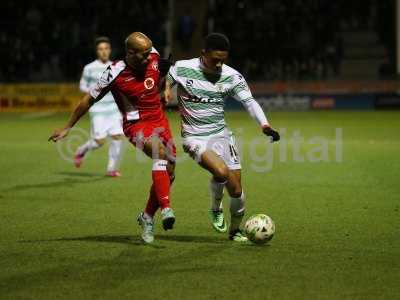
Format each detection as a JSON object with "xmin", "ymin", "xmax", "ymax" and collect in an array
[
  {"xmin": 204, "ymin": 33, "xmax": 230, "ymax": 52},
  {"xmin": 95, "ymin": 36, "xmax": 111, "ymax": 48}
]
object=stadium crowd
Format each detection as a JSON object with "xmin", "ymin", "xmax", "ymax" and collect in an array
[
  {"xmin": 0, "ymin": 0, "xmax": 395, "ymax": 82},
  {"xmin": 0, "ymin": 0, "xmax": 167, "ymax": 82},
  {"xmin": 207, "ymin": 0, "xmax": 391, "ymax": 80}
]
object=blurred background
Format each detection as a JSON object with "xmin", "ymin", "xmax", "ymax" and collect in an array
[{"xmin": 0, "ymin": 0, "xmax": 399, "ymax": 111}]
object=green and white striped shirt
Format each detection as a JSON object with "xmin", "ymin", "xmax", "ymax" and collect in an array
[
  {"xmin": 167, "ymin": 58, "xmax": 255, "ymax": 138},
  {"xmin": 80, "ymin": 60, "xmax": 119, "ymax": 115}
]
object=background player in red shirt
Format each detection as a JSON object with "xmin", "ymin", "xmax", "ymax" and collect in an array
[{"xmin": 49, "ymin": 32, "xmax": 175, "ymax": 244}]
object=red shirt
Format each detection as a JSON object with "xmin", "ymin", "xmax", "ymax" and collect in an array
[{"xmin": 90, "ymin": 49, "xmax": 164, "ymax": 122}]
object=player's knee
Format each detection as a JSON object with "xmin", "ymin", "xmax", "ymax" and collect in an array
[
  {"xmin": 229, "ymin": 187, "xmax": 242, "ymax": 199},
  {"xmin": 227, "ymin": 179, "xmax": 242, "ymax": 198},
  {"xmin": 95, "ymin": 139, "xmax": 106, "ymax": 146},
  {"xmin": 213, "ymin": 165, "xmax": 229, "ymax": 182},
  {"xmin": 156, "ymin": 146, "xmax": 167, "ymax": 160},
  {"xmin": 148, "ymin": 142, "xmax": 167, "ymax": 160},
  {"xmin": 111, "ymin": 134, "xmax": 124, "ymax": 140}
]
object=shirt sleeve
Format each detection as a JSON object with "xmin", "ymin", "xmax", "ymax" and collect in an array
[
  {"xmin": 230, "ymin": 73, "xmax": 254, "ymax": 104},
  {"xmin": 89, "ymin": 65, "xmax": 114, "ymax": 101},
  {"xmin": 151, "ymin": 47, "xmax": 159, "ymax": 55},
  {"xmin": 230, "ymin": 73, "xmax": 269, "ymax": 127},
  {"xmin": 79, "ymin": 66, "xmax": 90, "ymax": 93},
  {"xmin": 242, "ymin": 99, "xmax": 269, "ymax": 127}
]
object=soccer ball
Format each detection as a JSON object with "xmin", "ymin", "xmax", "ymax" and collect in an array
[{"xmin": 244, "ymin": 214, "xmax": 275, "ymax": 244}]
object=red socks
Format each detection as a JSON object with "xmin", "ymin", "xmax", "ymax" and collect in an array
[{"xmin": 145, "ymin": 159, "xmax": 171, "ymax": 217}]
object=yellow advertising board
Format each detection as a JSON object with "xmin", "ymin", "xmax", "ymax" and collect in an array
[
  {"xmin": 0, "ymin": 84, "xmax": 83, "ymax": 112},
  {"xmin": 2, "ymin": 80, "xmax": 400, "ymax": 112}
]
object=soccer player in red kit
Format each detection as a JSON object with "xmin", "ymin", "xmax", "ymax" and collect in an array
[{"xmin": 49, "ymin": 32, "xmax": 176, "ymax": 243}]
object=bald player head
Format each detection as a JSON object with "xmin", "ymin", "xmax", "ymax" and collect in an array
[{"xmin": 125, "ymin": 32, "xmax": 153, "ymax": 70}]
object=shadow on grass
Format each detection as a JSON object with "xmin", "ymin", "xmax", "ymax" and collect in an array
[
  {"xmin": 20, "ymin": 234, "xmax": 143, "ymax": 246},
  {"xmin": 156, "ymin": 234, "xmax": 225, "ymax": 244},
  {"xmin": 56, "ymin": 171, "xmax": 104, "ymax": 178},
  {"xmin": 3, "ymin": 172, "xmax": 107, "ymax": 192},
  {"xmin": 5, "ymin": 235, "xmax": 228, "ymax": 296},
  {"xmin": 20, "ymin": 234, "xmax": 226, "ymax": 246}
]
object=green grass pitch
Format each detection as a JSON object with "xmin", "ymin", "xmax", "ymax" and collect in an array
[{"xmin": 0, "ymin": 110, "xmax": 399, "ymax": 299}]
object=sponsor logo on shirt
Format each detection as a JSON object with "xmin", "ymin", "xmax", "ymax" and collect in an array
[
  {"xmin": 105, "ymin": 66, "xmax": 113, "ymax": 82},
  {"xmin": 180, "ymin": 95, "xmax": 222, "ymax": 104},
  {"xmin": 237, "ymin": 81, "xmax": 249, "ymax": 91},
  {"xmin": 186, "ymin": 79, "xmax": 194, "ymax": 87}
]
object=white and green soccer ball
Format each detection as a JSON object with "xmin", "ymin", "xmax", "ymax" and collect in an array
[{"xmin": 244, "ymin": 214, "xmax": 275, "ymax": 244}]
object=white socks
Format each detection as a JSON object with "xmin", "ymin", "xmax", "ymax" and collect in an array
[
  {"xmin": 77, "ymin": 139, "xmax": 123, "ymax": 172},
  {"xmin": 209, "ymin": 176, "xmax": 246, "ymax": 233},
  {"xmin": 107, "ymin": 139, "xmax": 122, "ymax": 172},
  {"xmin": 143, "ymin": 212, "xmax": 154, "ymax": 221},
  {"xmin": 77, "ymin": 139, "xmax": 101, "ymax": 156},
  {"xmin": 229, "ymin": 191, "xmax": 245, "ymax": 232},
  {"xmin": 209, "ymin": 178, "xmax": 225, "ymax": 211},
  {"xmin": 152, "ymin": 159, "xmax": 168, "ymax": 171}
]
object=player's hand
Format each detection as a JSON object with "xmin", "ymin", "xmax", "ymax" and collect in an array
[
  {"xmin": 48, "ymin": 127, "xmax": 70, "ymax": 142},
  {"xmin": 159, "ymin": 54, "xmax": 173, "ymax": 77},
  {"xmin": 263, "ymin": 126, "xmax": 280, "ymax": 142},
  {"xmin": 164, "ymin": 85, "xmax": 172, "ymax": 103}
]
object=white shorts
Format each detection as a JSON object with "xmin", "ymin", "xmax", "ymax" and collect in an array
[
  {"xmin": 90, "ymin": 113, "xmax": 123, "ymax": 140},
  {"xmin": 182, "ymin": 129, "xmax": 241, "ymax": 170}
]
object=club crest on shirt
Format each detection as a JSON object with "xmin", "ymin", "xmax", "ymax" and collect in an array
[
  {"xmin": 144, "ymin": 78, "xmax": 155, "ymax": 90},
  {"xmin": 216, "ymin": 84, "xmax": 224, "ymax": 92},
  {"xmin": 151, "ymin": 61, "xmax": 158, "ymax": 71}
]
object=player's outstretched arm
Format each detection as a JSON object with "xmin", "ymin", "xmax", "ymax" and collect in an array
[
  {"xmin": 159, "ymin": 54, "xmax": 173, "ymax": 77},
  {"xmin": 242, "ymin": 99, "xmax": 280, "ymax": 142},
  {"xmin": 48, "ymin": 94, "xmax": 93, "ymax": 142},
  {"xmin": 231, "ymin": 73, "xmax": 280, "ymax": 142}
]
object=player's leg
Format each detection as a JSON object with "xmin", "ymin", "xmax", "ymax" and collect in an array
[
  {"xmin": 143, "ymin": 161, "xmax": 175, "ymax": 219},
  {"xmin": 209, "ymin": 177, "xmax": 224, "ymax": 211},
  {"xmin": 142, "ymin": 136, "xmax": 175, "ymax": 231},
  {"xmin": 74, "ymin": 115, "xmax": 107, "ymax": 168},
  {"xmin": 222, "ymin": 131, "xmax": 247, "ymax": 242},
  {"xmin": 200, "ymin": 150, "xmax": 230, "ymax": 182},
  {"xmin": 200, "ymin": 130, "xmax": 247, "ymax": 241},
  {"xmin": 105, "ymin": 115, "xmax": 124, "ymax": 177},
  {"xmin": 144, "ymin": 115, "xmax": 177, "ymax": 213},
  {"xmin": 225, "ymin": 169, "xmax": 247, "ymax": 242},
  {"xmin": 137, "ymin": 138, "xmax": 171, "ymax": 244},
  {"xmin": 131, "ymin": 118, "xmax": 176, "ymax": 243},
  {"xmin": 139, "ymin": 159, "xmax": 175, "ymax": 243},
  {"xmin": 76, "ymin": 138, "xmax": 105, "ymax": 156},
  {"xmin": 199, "ymin": 150, "xmax": 229, "ymax": 233},
  {"xmin": 160, "ymin": 115, "xmax": 177, "ymax": 185},
  {"xmin": 106, "ymin": 135, "xmax": 123, "ymax": 177}
]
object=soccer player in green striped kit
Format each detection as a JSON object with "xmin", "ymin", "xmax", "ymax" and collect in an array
[{"xmin": 165, "ymin": 33, "xmax": 280, "ymax": 242}]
